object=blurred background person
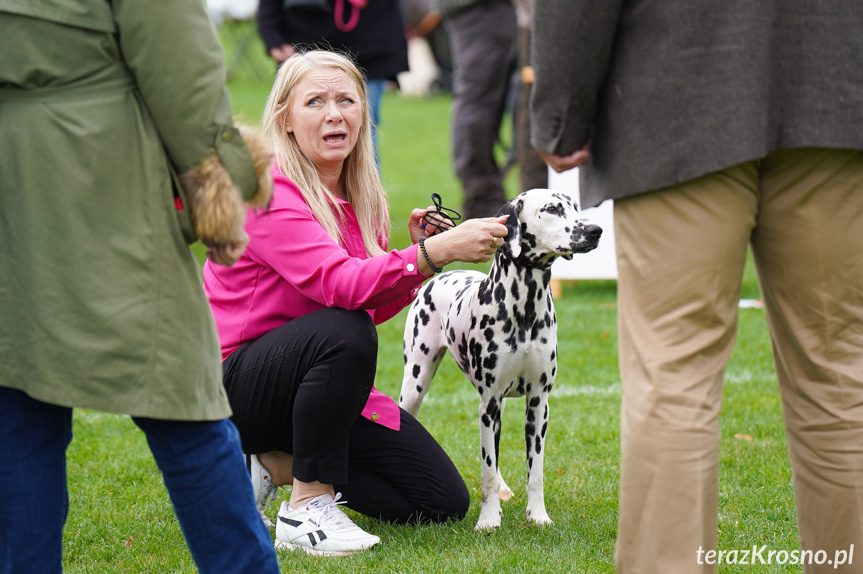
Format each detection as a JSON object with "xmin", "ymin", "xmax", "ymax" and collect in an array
[
  {"xmin": 257, "ymin": 0, "xmax": 408, "ymax": 158},
  {"xmin": 434, "ymin": 0, "xmax": 516, "ymax": 218}
]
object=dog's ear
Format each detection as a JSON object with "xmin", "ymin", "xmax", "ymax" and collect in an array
[{"xmin": 496, "ymin": 198, "xmax": 523, "ymax": 258}]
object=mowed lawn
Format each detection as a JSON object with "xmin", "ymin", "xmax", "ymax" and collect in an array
[{"xmin": 61, "ymin": 22, "xmax": 801, "ymax": 573}]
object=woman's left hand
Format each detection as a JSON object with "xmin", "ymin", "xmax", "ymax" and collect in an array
[{"xmin": 408, "ymin": 206, "xmax": 453, "ymax": 243}]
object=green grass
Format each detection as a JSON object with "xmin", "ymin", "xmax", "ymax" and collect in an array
[{"xmin": 62, "ymin": 22, "xmax": 800, "ymax": 573}]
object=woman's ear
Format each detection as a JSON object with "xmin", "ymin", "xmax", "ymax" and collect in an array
[{"xmin": 278, "ymin": 104, "xmax": 292, "ymax": 133}]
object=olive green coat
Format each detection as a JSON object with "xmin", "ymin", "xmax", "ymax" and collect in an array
[{"xmin": 0, "ymin": 0, "xmax": 257, "ymax": 420}]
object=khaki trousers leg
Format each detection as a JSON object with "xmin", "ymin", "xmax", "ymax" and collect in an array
[
  {"xmin": 613, "ymin": 149, "xmax": 863, "ymax": 574},
  {"xmin": 753, "ymin": 149, "xmax": 863, "ymax": 573}
]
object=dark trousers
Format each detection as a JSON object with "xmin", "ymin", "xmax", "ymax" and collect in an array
[
  {"xmin": 447, "ymin": 0, "xmax": 517, "ymax": 219},
  {"xmin": 222, "ymin": 308, "xmax": 469, "ymax": 524}
]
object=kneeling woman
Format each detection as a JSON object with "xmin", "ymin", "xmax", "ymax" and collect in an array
[{"xmin": 203, "ymin": 50, "xmax": 508, "ymax": 556}]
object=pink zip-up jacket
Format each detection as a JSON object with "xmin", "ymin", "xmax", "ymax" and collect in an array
[{"xmin": 203, "ymin": 164, "xmax": 430, "ymax": 431}]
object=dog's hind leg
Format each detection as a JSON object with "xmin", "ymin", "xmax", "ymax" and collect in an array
[
  {"xmin": 399, "ymin": 300, "xmax": 448, "ymax": 417},
  {"xmin": 475, "ymin": 394, "xmax": 504, "ymax": 530},
  {"xmin": 399, "ymin": 343, "xmax": 446, "ymax": 417},
  {"xmin": 524, "ymin": 387, "xmax": 552, "ymax": 525}
]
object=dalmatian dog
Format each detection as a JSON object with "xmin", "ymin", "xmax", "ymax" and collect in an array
[{"xmin": 399, "ymin": 188, "xmax": 602, "ymax": 530}]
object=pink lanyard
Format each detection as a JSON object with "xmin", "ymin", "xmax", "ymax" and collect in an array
[{"xmin": 334, "ymin": 0, "xmax": 367, "ymax": 31}]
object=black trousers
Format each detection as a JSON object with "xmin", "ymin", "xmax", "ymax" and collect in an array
[{"xmin": 222, "ymin": 308, "xmax": 469, "ymax": 524}]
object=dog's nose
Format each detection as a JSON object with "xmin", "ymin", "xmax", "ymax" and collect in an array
[{"xmin": 584, "ymin": 224, "xmax": 603, "ymax": 239}]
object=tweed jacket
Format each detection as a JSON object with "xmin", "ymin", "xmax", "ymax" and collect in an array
[
  {"xmin": 0, "ymin": 0, "xmax": 256, "ymax": 420},
  {"xmin": 530, "ymin": 0, "xmax": 863, "ymax": 208}
]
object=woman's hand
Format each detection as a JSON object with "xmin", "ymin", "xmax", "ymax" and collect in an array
[
  {"xmin": 407, "ymin": 206, "xmax": 456, "ymax": 244},
  {"xmin": 417, "ymin": 215, "xmax": 509, "ymax": 275}
]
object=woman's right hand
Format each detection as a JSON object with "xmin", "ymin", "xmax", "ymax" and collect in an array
[{"xmin": 418, "ymin": 215, "xmax": 509, "ymax": 274}]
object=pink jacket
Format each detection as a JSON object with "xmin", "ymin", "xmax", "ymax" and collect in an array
[{"xmin": 203, "ymin": 164, "xmax": 430, "ymax": 430}]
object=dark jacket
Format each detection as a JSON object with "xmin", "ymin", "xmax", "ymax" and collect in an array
[
  {"xmin": 530, "ymin": 0, "xmax": 863, "ymax": 208},
  {"xmin": 257, "ymin": 0, "xmax": 409, "ymax": 80}
]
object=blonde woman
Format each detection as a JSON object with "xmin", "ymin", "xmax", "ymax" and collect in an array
[{"xmin": 203, "ymin": 50, "xmax": 509, "ymax": 556}]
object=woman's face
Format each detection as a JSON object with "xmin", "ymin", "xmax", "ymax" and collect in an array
[{"xmin": 285, "ymin": 68, "xmax": 364, "ymax": 175}]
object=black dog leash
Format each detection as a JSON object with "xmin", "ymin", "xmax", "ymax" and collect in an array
[{"xmin": 421, "ymin": 193, "xmax": 462, "ymax": 233}]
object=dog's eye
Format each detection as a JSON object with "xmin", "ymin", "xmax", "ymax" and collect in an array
[{"xmin": 546, "ymin": 206, "xmax": 557, "ymax": 214}]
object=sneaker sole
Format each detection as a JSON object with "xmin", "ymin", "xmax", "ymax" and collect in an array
[{"xmin": 274, "ymin": 538, "xmax": 377, "ymax": 557}]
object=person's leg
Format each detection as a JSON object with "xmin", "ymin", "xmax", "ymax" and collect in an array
[
  {"xmin": 335, "ymin": 408, "xmax": 470, "ymax": 524},
  {"xmin": 613, "ymin": 164, "xmax": 759, "ymax": 573},
  {"xmin": 447, "ymin": 0, "xmax": 516, "ymax": 219},
  {"xmin": 366, "ymin": 77, "xmax": 385, "ymax": 165},
  {"xmin": 0, "ymin": 388, "xmax": 72, "ymax": 574},
  {"xmin": 133, "ymin": 417, "xmax": 279, "ymax": 574},
  {"xmin": 515, "ymin": 25, "xmax": 548, "ymax": 193},
  {"xmin": 222, "ymin": 307, "xmax": 378, "ymax": 492},
  {"xmin": 752, "ymin": 148, "xmax": 863, "ymax": 574}
]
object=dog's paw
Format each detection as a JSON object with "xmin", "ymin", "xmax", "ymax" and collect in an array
[
  {"xmin": 526, "ymin": 509, "xmax": 553, "ymax": 526},
  {"xmin": 474, "ymin": 507, "xmax": 503, "ymax": 531},
  {"xmin": 474, "ymin": 517, "xmax": 502, "ymax": 531}
]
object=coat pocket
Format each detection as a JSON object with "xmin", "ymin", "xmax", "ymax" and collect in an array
[{"xmin": 167, "ymin": 160, "xmax": 197, "ymax": 245}]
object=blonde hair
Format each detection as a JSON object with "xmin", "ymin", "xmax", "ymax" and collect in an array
[{"xmin": 262, "ymin": 50, "xmax": 388, "ymax": 256}]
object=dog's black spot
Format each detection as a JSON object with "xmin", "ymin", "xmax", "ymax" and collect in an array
[
  {"xmin": 484, "ymin": 328, "xmax": 494, "ymax": 342},
  {"xmin": 481, "ymin": 413, "xmax": 491, "ymax": 428},
  {"xmin": 420, "ymin": 343, "xmax": 429, "ymax": 355},
  {"xmin": 550, "ymin": 350, "xmax": 556, "ymax": 361},
  {"xmin": 418, "ymin": 309, "xmax": 430, "ymax": 326},
  {"xmin": 478, "ymin": 385, "xmax": 484, "ymax": 395},
  {"xmin": 510, "ymin": 280, "xmax": 520, "ymax": 300},
  {"xmin": 412, "ymin": 364, "xmax": 421, "ymax": 379},
  {"xmin": 539, "ymin": 373, "xmax": 548, "ymax": 385},
  {"xmin": 415, "ymin": 384, "xmax": 423, "ymax": 394},
  {"xmin": 496, "ymin": 302, "xmax": 508, "ymax": 322},
  {"xmin": 487, "ymin": 340, "xmax": 498, "ymax": 353},
  {"xmin": 477, "ymin": 281, "xmax": 493, "ymax": 305},
  {"xmin": 494, "ymin": 283, "xmax": 506, "ymax": 304},
  {"xmin": 483, "ymin": 353, "xmax": 497, "ymax": 371},
  {"xmin": 486, "ymin": 455, "xmax": 493, "ymax": 467},
  {"xmin": 527, "ymin": 408, "xmax": 536, "ymax": 423},
  {"xmin": 529, "ymin": 396, "xmax": 541, "ymax": 408},
  {"xmin": 535, "ymin": 436, "xmax": 542, "ymax": 455}
]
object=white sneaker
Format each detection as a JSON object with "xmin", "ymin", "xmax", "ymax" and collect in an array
[
  {"xmin": 274, "ymin": 493, "xmax": 380, "ymax": 556},
  {"xmin": 248, "ymin": 454, "xmax": 277, "ymax": 528}
]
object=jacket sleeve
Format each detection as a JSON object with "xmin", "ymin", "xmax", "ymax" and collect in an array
[
  {"xmin": 256, "ymin": 0, "xmax": 290, "ymax": 51},
  {"xmin": 530, "ymin": 0, "xmax": 624, "ymax": 156},
  {"xmin": 110, "ymin": 0, "xmax": 258, "ymax": 198},
  {"xmin": 244, "ymin": 183, "xmax": 427, "ymax": 315}
]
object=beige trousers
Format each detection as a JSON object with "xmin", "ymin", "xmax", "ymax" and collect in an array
[{"xmin": 613, "ymin": 149, "xmax": 863, "ymax": 573}]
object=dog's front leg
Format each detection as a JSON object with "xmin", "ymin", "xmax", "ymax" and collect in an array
[
  {"xmin": 475, "ymin": 395, "xmax": 504, "ymax": 530},
  {"xmin": 524, "ymin": 389, "xmax": 552, "ymax": 525}
]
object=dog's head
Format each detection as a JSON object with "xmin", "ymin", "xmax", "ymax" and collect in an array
[{"xmin": 496, "ymin": 189, "xmax": 602, "ymax": 266}]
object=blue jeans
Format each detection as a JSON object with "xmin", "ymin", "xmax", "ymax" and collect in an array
[
  {"xmin": 0, "ymin": 387, "xmax": 279, "ymax": 574},
  {"xmin": 366, "ymin": 78, "xmax": 385, "ymax": 165}
]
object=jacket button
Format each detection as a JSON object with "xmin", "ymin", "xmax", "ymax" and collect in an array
[
  {"xmin": 371, "ymin": 412, "xmax": 379, "ymax": 421},
  {"xmin": 407, "ymin": 263, "xmax": 415, "ymax": 272}
]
